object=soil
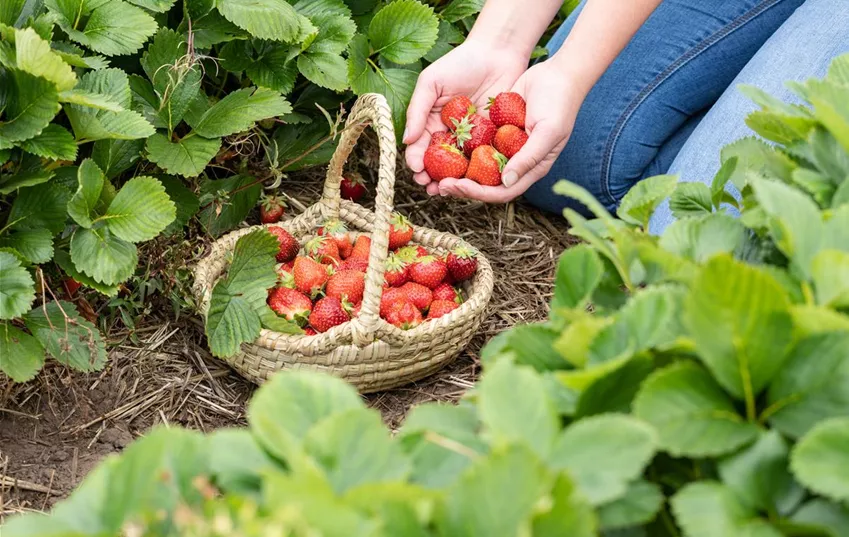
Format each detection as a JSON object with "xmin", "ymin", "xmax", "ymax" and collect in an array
[{"xmin": 0, "ymin": 136, "xmax": 575, "ymax": 519}]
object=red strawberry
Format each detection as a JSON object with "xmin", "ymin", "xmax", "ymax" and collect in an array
[
  {"xmin": 338, "ymin": 257, "xmax": 370, "ymax": 272},
  {"xmin": 350, "ymin": 302, "xmax": 361, "ymax": 318},
  {"xmin": 268, "ymin": 226, "xmax": 300, "ymax": 263},
  {"xmin": 423, "ymin": 143, "xmax": 469, "ymax": 182},
  {"xmin": 454, "ymin": 114, "xmax": 498, "ymax": 158},
  {"xmin": 428, "ymin": 299, "xmax": 459, "ymax": 320},
  {"xmin": 441, "ymin": 95, "xmax": 475, "ymax": 129},
  {"xmin": 493, "ymin": 124, "xmax": 528, "ymax": 159},
  {"xmin": 63, "ymin": 277, "xmax": 82, "ymax": 296},
  {"xmin": 318, "ymin": 219, "xmax": 353, "ymax": 259},
  {"xmin": 341, "ymin": 173, "xmax": 367, "ymax": 202},
  {"xmin": 305, "ymin": 236, "xmax": 340, "ymax": 266},
  {"xmin": 408, "ymin": 256, "xmax": 448, "ymax": 290},
  {"xmin": 304, "ymin": 327, "xmax": 318, "ymax": 336},
  {"xmin": 259, "ymin": 194, "xmax": 286, "ymax": 224},
  {"xmin": 349, "ymin": 235, "xmax": 371, "ymax": 260},
  {"xmin": 465, "ymin": 145, "xmax": 507, "ymax": 187},
  {"xmin": 432, "ymin": 283, "xmax": 462, "ymax": 303},
  {"xmin": 399, "ymin": 282, "xmax": 433, "ymax": 311},
  {"xmin": 309, "ymin": 297, "xmax": 351, "ymax": 333},
  {"xmin": 293, "ymin": 256, "xmax": 329, "ymax": 297},
  {"xmin": 487, "ymin": 92, "xmax": 526, "ymax": 129},
  {"xmin": 326, "ymin": 270, "xmax": 365, "ymax": 304},
  {"xmin": 388, "ymin": 213, "xmax": 413, "ymax": 250},
  {"xmin": 267, "ymin": 287, "xmax": 312, "ymax": 325},
  {"xmin": 384, "ymin": 254, "xmax": 409, "ymax": 287},
  {"xmin": 446, "ymin": 246, "xmax": 478, "ymax": 281},
  {"xmin": 386, "ymin": 301, "xmax": 423, "ymax": 330},
  {"xmin": 380, "ymin": 287, "xmax": 406, "ymax": 318},
  {"xmin": 430, "ymin": 131, "xmax": 457, "ymax": 147}
]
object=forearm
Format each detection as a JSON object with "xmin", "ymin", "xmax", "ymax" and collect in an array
[
  {"xmin": 466, "ymin": 0, "xmax": 563, "ymax": 59},
  {"xmin": 550, "ymin": 0, "xmax": 662, "ymax": 98}
]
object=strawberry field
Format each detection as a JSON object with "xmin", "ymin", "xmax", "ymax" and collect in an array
[{"xmin": 3, "ymin": 0, "xmax": 849, "ymax": 535}]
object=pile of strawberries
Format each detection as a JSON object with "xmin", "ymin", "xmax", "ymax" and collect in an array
[
  {"xmin": 264, "ymin": 214, "xmax": 478, "ymax": 334},
  {"xmin": 423, "ymin": 92, "xmax": 528, "ymax": 186}
]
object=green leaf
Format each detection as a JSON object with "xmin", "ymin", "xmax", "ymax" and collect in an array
[
  {"xmin": 24, "ymin": 301, "xmax": 107, "ymax": 372},
  {"xmin": 70, "ymin": 225, "xmax": 138, "ymax": 285},
  {"xmin": 298, "ymin": 51, "xmax": 349, "ymax": 91},
  {"xmin": 125, "ymin": 0, "xmax": 177, "ymax": 13},
  {"xmin": 717, "ymin": 430, "xmax": 796, "ymax": 513},
  {"xmin": 0, "ymin": 0, "xmax": 26, "ymax": 26},
  {"xmin": 616, "ymin": 174, "xmax": 678, "ymax": 229},
  {"xmin": 300, "ymin": 7, "xmax": 356, "ymax": 55},
  {"xmin": 598, "ymin": 480, "xmax": 664, "ymax": 530},
  {"xmin": 67, "ymin": 159, "xmax": 105, "ymax": 228},
  {"xmin": 0, "ymin": 323, "xmax": 44, "ymax": 382},
  {"xmin": 424, "ymin": 20, "xmax": 464, "ymax": 62},
  {"xmin": 12, "ymin": 27, "xmax": 77, "ymax": 92},
  {"xmin": 549, "ymin": 414, "xmax": 657, "ymax": 505},
  {"xmin": 477, "ymin": 360, "xmax": 559, "ymax": 458},
  {"xmin": 437, "ymin": 444, "xmax": 549, "ymax": 537},
  {"xmin": 721, "ymin": 136, "xmax": 796, "ymax": 189},
  {"xmin": 369, "ymin": 0, "xmax": 438, "ymax": 64},
  {"xmin": 197, "ymin": 174, "xmax": 262, "ymax": 237},
  {"xmin": 139, "ymin": 28, "xmax": 202, "ymax": 129},
  {"xmin": 0, "ymin": 169, "xmax": 53, "ymax": 195},
  {"xmin": 551, "ymin": 244, "xmax": 603, "ymax": 310},
  {"xmin": 684, "ymin": 255, "xmax": 793, "ymax": 400},
  {"xmin": 711, "ymin": 156, "xmax": 738, "ymax": 205},
  {"xmin": 809, "ymin": 128, "xmax": 849, "ymax": 182},
  {"xmin": 398, "ymin": 402, "xmax": 486, "ymax": 489},
  {"xmin": 225, "ymin": 227, "xmax": 279, "ymax": 292},
  {"xmin": 669, "ymin": 182, "xmax": 713, "ymax": 218},
  {"xmin": 575, "ymin": 355, "xmax": 654, "ymax": 418},
  {"xmin": 0, "ymin": 251, "xmax": 35, "ymax": 320},
  {"xmin": 0, "ymin": 228, "xmax": 54, "ymax": 264},
  {"xmin": 191, "ymin": 87, "xmax": 291, "ymax": 138},
  {"xmin": 46, "ymin": 0, "xmax": 158, "ymax": 56},
  {"xmin": 204, "ymin": 282, "xmax": 260, "ymax": 357},
  {"xmin": 671, "ymin": 482, "xmax": 782, "ymax": 537},
  {"xmin": 65, "ymin": 69, "xmax": 155, "ymax": 141},
  {"xmin": 270, "ymin": 119, "xmax": 337, "ymax": 171},
  {"xmin": 348, "ymin": 34, "xmax": 416, "ymax": 141},
  {"xmin": 145, "ymin": 133, "xmax": 220, "ymax": 178},
  {"xmin": 53, "ymin": 249, "xmax": 120, "ymax": 296},
  {"xmin": 765, "ymin": 332, "xmax": 849, "ymax": 439},
  {"xmin": 0, "ymin": 69, "xmax": 60, "ymax": 142},
  {"xmin": 103, "ymin": 176, "xmax": 176, "ymax": 242},
  {"xmin": 532, "ymin": 474, "xmax": 598, "ymax": 537},
  {"xmin": 791, "ymin": 417, "xmax": 849, "ymax": 503},
  {"xmin": 91, "ymin": 138, "xmax": 144, "ymax": 179},
  {"xmin": 208, "ymin": 428, "xmax": 277, "ymax": 493},
  {"xmin": 7, "ymin": 182, "xmax": 69, "ymax": 234},
  {"xmin": 634, "ymin": 362, "xmax": 759, "ymax": 457},
  {"xmin": 745, "ymin": 109, "xmax": 815, "ymax": 145},
  {"xmin": 219, "ymin": 40, "xmax": 299, "ymax": 95},
  {"xmin": 248, "ymin": 369, "xmax": 363, "ymax": 463},
  {"xmin": 802, "ymin": 79, "xmax": 849, "ymax": 154},
  {"xmin": 18, "ymin": 124, "xmax": 77, "ymax": 161},
  {"xmin": 216, "ymin": 0, "xmax": 302, "ymax": 42},
  {"xmin": 490, "ymin": 323, "xmax": 566, "ymax": 372},
  {"xmin": 811, "ymin": 250, "xmax": 849, "ymax": 307},
  {"xmin": 659, "ymin": 213, "xmax": 746, "ymax": 263},
  {"xmin": 792, "ymin": 500, "xmax": 849, "ymax": 537},
  {"xmin": 303, "ymin": 408, "xmax": 411, "ymax": 493},
  {"xmin": 157, "ymin": 176, "xmax": 199, "ymax": 235},
  {"xmin": 59, "ymin": 89, "xmax": 126, "ymax": 111},
  {"xmin": 440, "ymin": 0, "xmax": 484, "ymax": 23}
]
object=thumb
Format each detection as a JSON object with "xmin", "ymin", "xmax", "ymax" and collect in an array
[
  {"xmin": 404, "ymin": 73, "xmax": 437, "ymax": 144},
  {"xmin": 501, "ymin": 123, "xmax": 560, "ymax": 188}
]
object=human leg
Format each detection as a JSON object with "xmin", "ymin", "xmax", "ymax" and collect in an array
[
  {"xmin": 647, "ymin": 0, "xmax": 849, "ymax": 235},
  {"xmin": 523, "ymin": 0, "xmax": 806, "ymax": 216}
]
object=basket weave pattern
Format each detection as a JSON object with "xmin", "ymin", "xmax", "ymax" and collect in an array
[{"xmin": 192, "ymin": 94, "xmax": 494, "ymax": 393}]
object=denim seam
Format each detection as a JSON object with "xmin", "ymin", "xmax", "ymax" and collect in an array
[{"xmin": 599, "ymin": 0, "xmax": 785, "ymax": 207}]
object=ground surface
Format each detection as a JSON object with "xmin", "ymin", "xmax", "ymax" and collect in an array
[{"xmin": 0, "ymin": 137, "xmax": 574, "ymax": 518}]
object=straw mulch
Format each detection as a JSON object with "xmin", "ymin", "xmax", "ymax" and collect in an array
[{"xmin": 0, "ymin": 132, "xmax": 575, "ymax": 516}]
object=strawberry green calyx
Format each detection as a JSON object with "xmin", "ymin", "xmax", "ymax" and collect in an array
[
  {"xmin": 452, "ymin": 245, "xmax": 476, "ymax": 260},
  {"xmin": 494, "ymin": 150, "xmax": 508, "ymax": 171},
  {"xmin": 452, "ymin": 116, "xmax": 473, "ymax": 147},
  {"xmin": 385, "ymin": 253, "xmax": 407, "ymax": 270},
  {"xmin": 390, "ymin": 212, "xmax": 412, "ymax": 231},
  {"xmin": 395, "ymin": 246, "xmax": 420, "ymax": 263},
  {"xmin": 322, "ymin": 218, "xmax": 347, "ymax": 235},
  {"xmin": 261, "ymin": 194, "xmax": 286, "ymax": 210}
]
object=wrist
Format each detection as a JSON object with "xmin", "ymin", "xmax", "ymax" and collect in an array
[
  {"xmin": 548, "ymin": 44, "xmax": 601, "ymax": 100},
  {"xmin": 464, "ymin": 31, "xmax": 535, "ymax": 62}
]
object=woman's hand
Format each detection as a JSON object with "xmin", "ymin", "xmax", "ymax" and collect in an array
[
  {"xmin": 403, "ymin": 39, "xmax": 528, "ymax": 196},
  {"xmin": 435, "ymin": 60, "xmax": 584, "ymax": 203}
]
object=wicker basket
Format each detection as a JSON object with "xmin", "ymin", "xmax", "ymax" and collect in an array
[{"xmin": 192, "ymin": 93, "xmax": 494, "ymax": 393}]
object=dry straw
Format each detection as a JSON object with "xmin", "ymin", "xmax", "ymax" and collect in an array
[{"xmin": 193, "ymin": 93, "xmax": 494, "ymax": 393}]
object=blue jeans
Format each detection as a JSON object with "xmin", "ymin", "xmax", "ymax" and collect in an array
[{"xmin": 522, "ymin": 0, "xmax": 849, "ymax": 235}]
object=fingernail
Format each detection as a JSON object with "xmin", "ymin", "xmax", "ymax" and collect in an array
[
  {"xmin": 402, "ymin": 128, "xmax": 409, "ymax": 142},
  {"xmin": 502, "ymin": 171, "xmax": 518, "ymax": 187}
]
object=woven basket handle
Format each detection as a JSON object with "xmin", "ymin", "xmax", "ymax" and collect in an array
[{"xmin": 321, "ymin": 93, "xmax": 397, "ymax": 346}]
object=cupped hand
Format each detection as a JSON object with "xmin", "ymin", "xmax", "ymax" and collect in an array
[
  {"xmin": 436, "ymin": 60, "xmax": 584, "ymax": 203},
  {"xmin": 403, "ymin": 39, "xmax": 528, "ymax": 196}
]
